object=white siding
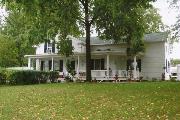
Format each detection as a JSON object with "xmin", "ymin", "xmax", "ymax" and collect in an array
[
  {"xmin": 141, "ymin": 42, "xmax": 165, "ymax": 80},
  {"xmin": 91, "ymin": 44, "xmax": 126, "ymax": 53},
  {"xmin": 36, "ymin": 43, "xmax": 45, "ymax": 54}
]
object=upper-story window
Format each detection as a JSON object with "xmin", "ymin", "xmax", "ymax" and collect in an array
[{"xmin": 44, "ymin": 41, "xmax": 55, "ymax": 53}]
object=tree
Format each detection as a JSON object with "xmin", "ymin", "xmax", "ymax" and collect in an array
[
  {"xmin": 0, "ymin": 8, "xmax": 35, "ymax": 66},
  {"xmin": 143, "ymin": 7, "xmax": 165, "ymax": 33},
  {"xmin": 0, "ymin": 35, "xmax": 18, "ymax": 67},
  {"xmin": 169, "ymin": 0, "xmax": 180, "ymax": 41},
  {"xmin": 2, "ymin": 0, "xmax": 156, "ymax": 81},
  {"xmin": 171, "ymin": 59, "xmax": 180, "ymax": 66}
]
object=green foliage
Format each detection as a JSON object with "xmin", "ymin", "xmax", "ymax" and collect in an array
[
  {"xmin": 65, "ymin": 59, "xmax": 76, "ymax": 81},
  {"xmin": 142, "ymin": 7, "xmax": 166, "ymax": 33},
  {"xmin": 0, "ymin": 35, "xmax": 19, "ymax": 67},
  {"xmin": 57, "ymin": 37, "xmax": 74, "ymax": 57},
  {"xmin": 131, "ymin": 39, "xmax": 145, "ymax": 55},
  {"xmin": 171, "ymin": 59, "xmax": 180, "ymax": 66},
  {"xmin": 169, "ymin": 0, "xmax": 180, "ymax": 41},
  {"xmin": 0, "ymin": 69, "xmax": 59, "ymax": 85},
  {"xmin": 0, "ymin": 69, "xmax": 6, "ymax": 85},
  {"xmin": 0, "ymin": 8, "xmax": 35, "ymax": 67}
]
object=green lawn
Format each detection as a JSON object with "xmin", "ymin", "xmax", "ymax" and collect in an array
[{"xmin": 0, "ymin": 82, "xmax": 180, "ymax": 120}]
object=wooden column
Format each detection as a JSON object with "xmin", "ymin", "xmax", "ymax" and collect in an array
[
  {"xmin": 107, "ymin": 54, "xmax": 110, "ymax": 79},
  {"xmin": 28, "ymin": 57, "xmax": 31, "ymax": 69},
  {"xmin": 77, "ymin": 56, "xmax": 80, "ymax": 78},
  {"xmin": 133, "ymin": 56, "xmax": 137, "ymax": 80},
  {"xmin": 51, "ymin": 57, "xmax": 54, "ymax": 71}
]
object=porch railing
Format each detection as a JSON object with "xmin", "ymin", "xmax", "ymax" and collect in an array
[{"xmin": 78, "ymin": 69, "xmax": 139, "ymax": 80}]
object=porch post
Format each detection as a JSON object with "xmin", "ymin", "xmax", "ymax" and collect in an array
[
  {"xmin": 177, "ymin": 64, "xmax": 180, "ymax": 81},
  {"xmin": 28, "ymin": 57, "xmax": 31, "ymax": 69},
  {"xmin": 51, "ymin": 57, "xmax": 54, "ymax": 71},
  {"xmin": 77, "ymin": 55, "xmax": 80, "ymax": 78},
  {"xmin": 107, "ymin": 54, "xmax": 110, "ymax": 79},
  {"xmin": 36, "ymin": 58, "xmax": 40, "ymax": 71},
  {"xmin": 133, "ymin": 55, "xmax": 137, "ymax": 80}
]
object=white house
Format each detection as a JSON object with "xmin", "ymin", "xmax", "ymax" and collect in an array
[{"xmin": 25, "ymin": 32, "xmax": 171, "ymax": 81}]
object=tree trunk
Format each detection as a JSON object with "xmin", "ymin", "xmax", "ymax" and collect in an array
[
  {"xmin": 85, "ymin": 23, "xmax": 91, "ymax": 81},
  {"xmin": 84, "ymin": 0, "xmax": 92, "ymax": 81}
]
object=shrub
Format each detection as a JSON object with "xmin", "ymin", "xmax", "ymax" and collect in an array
[
  {"xmin": 0, "ymin": 69, "xmax": 59, "ymax": 85},
  {"xmin": 49, "ymin": 71, "xmax": 59, "ymax": 83},
  {"xmin": 0, "ymin": 69, "xmax": 6, "ymax": 85}
]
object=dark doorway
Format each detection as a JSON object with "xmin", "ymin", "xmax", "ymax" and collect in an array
[
  {"xmin": 49, "ymin": 60, "xmax": 52, "ymax": 71},
  {"xmin": 71, "ymin": 61, "xmax": 75, "ymax": 70},
  {"xmin": 59, "ymin": 60, "xmax": 63, "ymax": 72},
  {"xmin": 40, "ymin": 61, "xmax": 45, "ymax": 71}
]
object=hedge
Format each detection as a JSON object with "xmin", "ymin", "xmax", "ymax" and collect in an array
[{"xmin": 0, "ymin": 69, "xmax": 59, "ymax": 85}]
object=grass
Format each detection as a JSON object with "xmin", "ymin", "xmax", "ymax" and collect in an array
[{"xmin": 0, "ymin": 82, "xmax": 180, "ymax": 120}]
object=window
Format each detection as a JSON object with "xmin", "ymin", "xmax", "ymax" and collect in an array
[
  {"xmin": 48, "ymin": 42, "xmax": 52, "ymax": 48},
  {"xmin": 44, "ymin": 41, "xmax": 55, "ymax": 53},
  {"xmin": 91, "ymin": 59, "xmax": 104, "ymax": 70}
]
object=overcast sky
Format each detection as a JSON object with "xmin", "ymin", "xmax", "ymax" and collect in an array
[{"xmin": 153, "ymin": 0, "xmax": 180, "ymax": 59}]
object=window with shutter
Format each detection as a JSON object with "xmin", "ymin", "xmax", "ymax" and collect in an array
[{"xmin": 91, "ymin": 59, "xmax": 105, "ymax": 70}]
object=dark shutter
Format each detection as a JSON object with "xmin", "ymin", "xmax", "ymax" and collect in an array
[
  {"xmin": 44, "ymin": 42, "xmax": 47, "ymax": 53},
  {"xmin": 101, "ymin": 59, "xmax": 105, "ymax": 70},
  {"xmin": 52, "ymin": 41, "xmax": 55, "ymax": 53},
  {"xmin": 49, "ymin": 60, "xmax": 52, "ymax": 71},
  {"xmin": 137, "ymin": 59, "xmax": 141, "ymax": 72},
  {"xmin": 59, "ymin": 60, "xmax": 63, "ymax": 72}
]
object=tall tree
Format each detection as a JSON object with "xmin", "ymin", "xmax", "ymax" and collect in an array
[
  {"xmin": 0, "ymin": 7, "xmax": 35, "ymax": 66},
  {"xmin": 169, "ymin": 0, "xmax": 180, "ymax": 41},
  {"xmin": 0, "ymin": 35, "xmax": 18, "ymax": 67},
  {"xmin": 2, "ymin": 0, "xmax": 156, "ymax": 81}
]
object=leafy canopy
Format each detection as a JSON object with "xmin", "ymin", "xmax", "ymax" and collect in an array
[{"xmin": 0, "ymin": 6, "xmax": 35, "ymax": 66}]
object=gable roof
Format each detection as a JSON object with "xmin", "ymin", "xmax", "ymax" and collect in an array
[
  {"xmin": 79, "ymin": 32, "xmax": 168, "ymax": 45},
  {"xmin": 144, "ymin": 32, "xmax": 168, "ymax": 42}
]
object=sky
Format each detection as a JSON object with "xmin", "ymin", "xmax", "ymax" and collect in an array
[{"xmin": 152, "ymin": 0, "xmax": 180, "ymax": 59}]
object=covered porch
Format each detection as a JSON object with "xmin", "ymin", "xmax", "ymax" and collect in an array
[
  {"xmin": 76, "ymin": 52, "xmax": 140, "ymax": 81},
  {"xmin": 25, "ymin": 52, "xmax": 141, "ymax": 81}
]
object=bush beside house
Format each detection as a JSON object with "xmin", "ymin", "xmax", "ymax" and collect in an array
[{"xmin": 0, "ymin": 69, "xmax": 59, "ymax": 85}]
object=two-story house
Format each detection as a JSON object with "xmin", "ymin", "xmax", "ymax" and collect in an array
[{"xmin": 25, "ymin": 32, "xmax": 171, "ymax": 80}]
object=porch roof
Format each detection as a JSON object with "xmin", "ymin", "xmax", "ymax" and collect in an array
[
  {"xmin": 25, "ymin": 51, "xmax": 126, "ymax": 58},
  {"xmin": 79, "ymin": 32, "xmax": 168, "ymax": 45}
]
